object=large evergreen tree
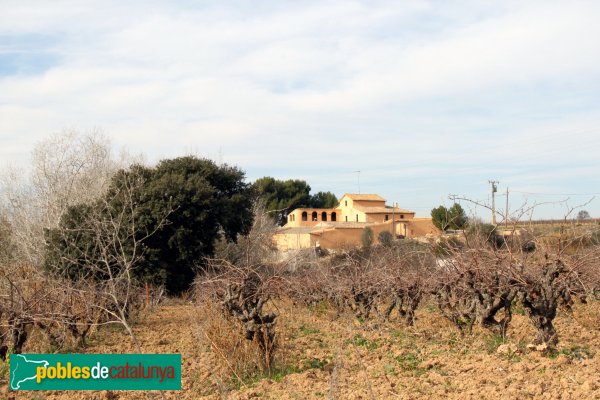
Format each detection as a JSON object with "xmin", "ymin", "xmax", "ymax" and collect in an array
[
  {"xmin": 45, "ymin": 156, "xmax": 254, "ymax": 293},
  {"xmin": 140, "ymin": 157, "xmax": 253, "ymax": 291},
  {"xmin": 310, "ymin": 191, "xmax": 338, "ymax": 208}
]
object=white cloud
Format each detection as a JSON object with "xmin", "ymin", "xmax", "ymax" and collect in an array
[{"xmin": 1, "ymin": 0, "xmax": 599, "ymax": 218}]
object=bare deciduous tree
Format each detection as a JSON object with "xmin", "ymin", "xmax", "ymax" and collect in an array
[
  {"xmin": 44, "ymin": 168, "xmax": 171, "ymax": 350},
  {"xmin": 1, "ymin": 131, "xmax": 135, "ymax": 266}
]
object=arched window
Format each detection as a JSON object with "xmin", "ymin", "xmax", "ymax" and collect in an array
[
  {"xmin": 321, "ymin": 211, "xmax": 327, "ymax": 221},
  {"xmin": 331, "ymin": 212, "xmax": 337, "ymax": 221},
  {"xmin": 356, "ymin": 214, "xmax": 359, "ymax": 222},
  {"xmin": 302, "ymin": 211, "xmax": 307, "ymax": 221},
  {"xmin": 312, "ymin": 211, "xmax": 318, "ymax": 221}
]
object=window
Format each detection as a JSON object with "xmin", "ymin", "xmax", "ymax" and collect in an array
[
  {"xmin": 312, "ymin": 211, "xmax": 318, "ymax": 221},
  {"xmin": 345, "ymin": 200, "xmax": 347, "ymax": 206},
  {"xmin": 302, "ymin": 211, "xmax": 307, "ymax": 221},
  {"xmin": 400, "ymin": 215, "xmax": 404, "ymax": 219},
  {"xmin": 322, "ymin": 211, "xmax": 327, "ymax": 221},
  {"xmin": 385, "ymin": 215, "xmax": 389, "ymax": 221},
  {"xmin": 345, "ymin": 216, "xmax": 348, "ymax": 222},
  {"xmin": 356, "ymin": 215, "xmax": 359, "ymax": 222},
  {"xmin": 331, "ymin": 212, "xmax": 337, "ymax": 221}
]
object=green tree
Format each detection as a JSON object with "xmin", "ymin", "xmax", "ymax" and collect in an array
[
  {"xmin": 448, "ymin": 203, "xmax": 468, "ymax": 230},
  {"xmin": 46, "ymin": 156, "xmax": 254, "ymax": 293},
  {"xmin": 431, "ymin": 204, "xmax": 467, "ymax": 231},
  {"xmin": 310, "ymin": 191, "xmax": 338, "ymax": 208},
  {"xmin": 431, "ymin": 206, "xmax": 451, "ymax": 231},
  {"xmin": 253, "ymin": 177, "xmax": 311, "ymax": 225},
  {"xmin": 577, "ymin": 210, "xmax": 591, "ymax": 220},
  {"xmin": 253, "ymin": 177, "xmax": 339, "ymax": 225}
]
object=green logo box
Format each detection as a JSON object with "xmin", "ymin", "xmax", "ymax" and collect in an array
[{"xmin": 10, "ymin": 353, "xmax": 181, "ymax": 391}]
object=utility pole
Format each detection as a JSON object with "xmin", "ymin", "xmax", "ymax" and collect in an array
[{"xmin": 489, "ymin": 180, "xmax": 498, "ymax": 225}]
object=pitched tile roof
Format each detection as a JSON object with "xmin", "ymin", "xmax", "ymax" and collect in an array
[{"xmin": 341, "ymin": 194, "xmax": 385, "ymax": 201}]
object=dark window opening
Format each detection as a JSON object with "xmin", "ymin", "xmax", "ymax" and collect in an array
[
  {"xmin": 400, "ymin": 215, "xmax": 404, "ymax": 219},
  {"xmin": 345, "ymin": 200, "xmax": 348, "ymax": 206},
  {"xmin": 331, "ymin": 212, "xmax": 337, "ymax": 221},
  {"xmin": 356, "ymin": 215, "xmax": 359, "ymax": 222},
  {"xmin": 345, "ymin": 216, "xmax": 348, "ymax": 222},
  {"xmin": 385, "ymin": 215, "xmax": 389, "ymax": 221},
  {"xmin": 322, "ymin": 211, "xmax": 327, "ymax": 221},
  {"xmin": 302, "ymin": 211, "xmax": 307, "ymax": 221},
  {"xmin": 312, "ymin": 211, "xmax": 318, "ymax": 221}
]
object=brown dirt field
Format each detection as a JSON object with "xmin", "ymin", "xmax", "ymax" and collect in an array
[{"xmin": 4, "ymin": 299, "xmax": 600, "ymax": 399}]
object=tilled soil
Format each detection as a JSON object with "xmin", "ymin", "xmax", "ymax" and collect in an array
[{"xmin": 5, "ymin": 300, "xmax": 600, "ymax": 399}]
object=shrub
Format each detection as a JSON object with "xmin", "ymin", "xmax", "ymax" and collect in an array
[
  {"xmin": 378, "ymin": 230, "xmax": 393, "ymax": 247},
  {"xmin": 361, "ymin": 227, "xmax": 374, "ymax": 249}
]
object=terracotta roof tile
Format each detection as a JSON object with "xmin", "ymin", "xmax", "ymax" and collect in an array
[{"xmin": 341, "ymin": 194, "xmax": 385, "ymax": 201}]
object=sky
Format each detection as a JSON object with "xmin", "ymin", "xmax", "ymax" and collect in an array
[{"xmin": 1, "ymin": 0, "xmax": 599, "ymax": 220}]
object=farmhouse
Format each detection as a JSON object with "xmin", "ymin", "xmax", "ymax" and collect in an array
[{"xmin": 273, "ymin": 193, "xmax": 438, "ymax": 251}]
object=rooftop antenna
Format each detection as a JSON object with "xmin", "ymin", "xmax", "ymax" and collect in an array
[{"xmin": 353, "ymin": 170, "xmax": 361, "ymax": 193}]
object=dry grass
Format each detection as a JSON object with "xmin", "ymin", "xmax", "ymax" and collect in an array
[{"xmin": 194, "ymin": 299, "xmax": 291, "ymax": 392}]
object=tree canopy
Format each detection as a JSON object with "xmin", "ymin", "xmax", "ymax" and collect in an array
[
  {"xmin": 431, "ymin": 203, "xmax": 468, "ymax": 231},
  {"xmin": 45, "ymin": 156, "xmax": 254, "ymax": 293},
  {"xmin": 577, "ymin": 210, "xmax": 591, "ymax": 220},
  {"xmin": 310, "ymin": 191, "xmax": 338, "ymax": 208},
  {"xmin": 253, "ymin": 177, "xmax": 338, "ymax": 225}
]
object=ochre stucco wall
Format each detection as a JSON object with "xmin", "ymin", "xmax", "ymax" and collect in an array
[
  {"xmin": 406, "ymin": 218, "xmax": 440, "ymax": 236},
  {"xmin": 286, "ymin": 208, "xmax": 338, "ymax": 227},
  {"xmin": 311, "ymin": 222, "xmax": 400, "ymax": 249},
  {"xmin": 272, "ymin": 231, "xmax": 313, "ymax": 251},
  {"xmin": 275, "ymin": 194, "xmax": 438, "ymax": 251}
]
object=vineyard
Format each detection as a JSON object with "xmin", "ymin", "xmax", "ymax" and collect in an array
[
  {"xmin": 1, "ymin": 134, "xmax": 599, "ymax": 399},
  {"xmin": 2, "ymin": 215, "xmax": 600, "ymax": 399}
]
